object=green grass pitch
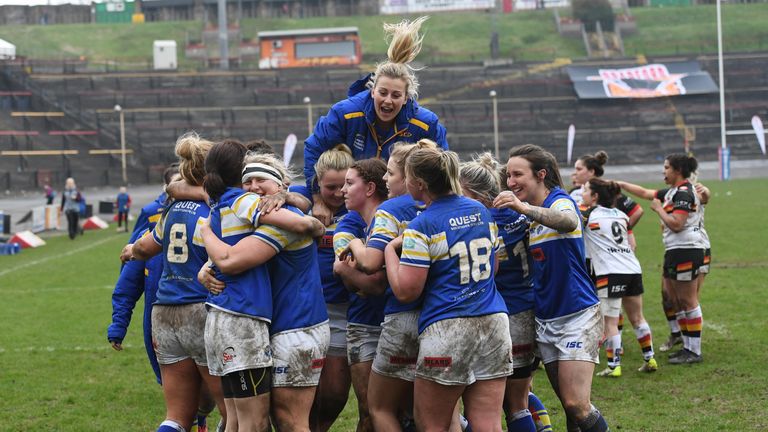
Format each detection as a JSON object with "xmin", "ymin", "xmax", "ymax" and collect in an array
[{"xmin": 1, "ymin": 178, "xmax": 766, "ymax": 431}]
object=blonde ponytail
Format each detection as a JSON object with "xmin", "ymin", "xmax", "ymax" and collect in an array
[
  {"xmin": 369, "ymin": 16, "xmax": 429, "ymax": 100},
  {"xmin": 405, "ymin": 147, "xmax": 462, "ymax": 197},
  {"xmin": 314, "ymin": 144, "xmax": 354, "ymax": 183},
  {"xmin": 460, "ymin": 152, "xmax": 501, "ymax": 205}
]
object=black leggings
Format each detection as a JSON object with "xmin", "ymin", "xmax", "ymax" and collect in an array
[
  {"xmin": 118, "ymin": 211, "xmax": 128, "ymax": 230},
  {"xmin": 65, "ymin": 210, "xmax": 79, "ymax": 239}
]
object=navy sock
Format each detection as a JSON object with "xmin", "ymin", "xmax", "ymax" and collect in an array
[
  {"xmin": 157, "ymin": 420, "xmax": 185, "ymax": 432},
  {"xmin": 528, "ymin": 392, "xmax": 552, "ymax": 431},
  {"xmin": 578, "ymin": 408, "xmax": 609, "ymax": 432},
  {"xmin": 507, "ymin": 409, "xmax": 537, "ymax": 432}
]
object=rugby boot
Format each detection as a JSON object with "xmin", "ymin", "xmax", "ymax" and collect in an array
[
  {"xmin": 596, "ymin": 365, "xmax": 622, "ymax": 377},
  {"xmin": 638, "ymin": 357, "xmax": 658, "ymax": 373},
  {"xmin": 659, "ymin": 334, "xmax": 682, "ymax": 352}
]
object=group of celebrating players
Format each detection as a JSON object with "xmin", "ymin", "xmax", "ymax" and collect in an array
[{"xmin": 107, "ymin": 15, "xmax": 712, "ymax": 432}]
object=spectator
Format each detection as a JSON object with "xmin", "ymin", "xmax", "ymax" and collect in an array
[
  {"xmin": 115, "ymin": 186, "xmax": 132, "ymax": 233},
  {"xmin": 44, "ymin": 183, "xmax": 55, "ymax": 205},
  {"xmin": 60, "ymin": 177, "xmax": 82, "ymax": 240}
]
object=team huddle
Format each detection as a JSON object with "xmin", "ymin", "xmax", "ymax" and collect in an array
[{"xmin": 107, "ymin": 16, "xmax": 712, "ymax": 432}]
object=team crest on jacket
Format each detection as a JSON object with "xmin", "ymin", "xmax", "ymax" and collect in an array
[{"xmin": 353, "ymin": 134, "xmax": 365, "ymax": 151}]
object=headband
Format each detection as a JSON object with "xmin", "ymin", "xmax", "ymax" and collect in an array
[{"xmin": 241, "ymin": 163, "xmax": 283, "ymax": 185}]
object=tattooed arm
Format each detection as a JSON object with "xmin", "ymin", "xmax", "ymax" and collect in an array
[{"xmin": 493, "ymin": 190, "xmax": 579, "ymax": 233}]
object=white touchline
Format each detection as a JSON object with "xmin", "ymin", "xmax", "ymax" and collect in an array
[
  {"xmin": 0, "ymin": 343, "xmax": 135, "ymax": 354},
  {"xmin": 4, "ymin": 285, "xmax": 114, "ymax": 294},
  {"xmin": 0, "ymin": 236, "xmax": 118, "ymax": 278}
]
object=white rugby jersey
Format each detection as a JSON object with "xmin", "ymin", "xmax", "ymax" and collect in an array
[
  {"xmin": 569, "ymin": 186, "xmax": 584, "ymax": 205},
  {"xmin": 698, "ymin": 205, "xmax": 710, "ymax": 249},
  {"xmin": 583, "ymin": 205, "xmax": 641, "ymax": 276},
  {"xmin": 655, "ymin": 181, "xmax": 706, "ymax": 250}
]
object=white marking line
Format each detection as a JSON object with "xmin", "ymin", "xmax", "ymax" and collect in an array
[
  {"xmin": 0, "ymin": 343, "xmax": 135, "ymax": 354},
  {"xmin": 4, "ymin": 285, "xmax": 114, "ymax": 294},
  {"xmin": 0, "ymin": 236, "xmax": 118, "ymax": 278},
  {"xmin": 705, "ymin": 321, "xmax": 730, "ymax": 336}
]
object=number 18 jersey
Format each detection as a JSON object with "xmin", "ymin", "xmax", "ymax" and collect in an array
[{"xmin": 400, "ymin": 194, "xmax": 507, "ymax": 334}]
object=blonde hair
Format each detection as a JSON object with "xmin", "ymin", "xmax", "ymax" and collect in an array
[
  {"xmin": 460, "ymin": 152, "xmax": 501, "ymax": 206},
  {"xmin": 175, "ymin": 132, "xmax": 213, "ymax": 186},
  {"xmin": 406, "ymin": 147, "xmax": 462, "ymax": 197},
  {"xmin": 368, "ymin": 16, "xmax": 428, "ymax": 100},
  {"xmin": 389, "ymin": 138, "xmax": 437, "ymax": 176},
  {"xmin": 243, "ymin": 151, "xmax": 292, "ymax": 188},
  {"xmin": 64, "ymin": 177, "xmax": 76, "ymax": 189},
  {"xmin": 314, "ymin": 144, "xmax": 354, "ymax": 183}
]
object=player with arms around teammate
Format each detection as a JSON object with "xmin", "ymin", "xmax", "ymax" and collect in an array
[
  {"xmin": 332, "ymin": 159, "xmax": 389, "ymax": 432},
  {"xmin": 198, "ymin": 152, "xmax": 329, "ymax": 432},
  {"xmin": 338, "ymin": 140, "xmax": 432, "ymax": 432},
  {"xmin": 199, "ymin": 139, "xmax": 324, "ymax": 432},
  {"xmin": 494, "ymin": 144, "xmax": 609, "ymax": 432},
  {"xmin": 119, "ymin": 134, "xmax": 226, "ymax": 432},
  {"xmin": 581, "ymin": 178, "xmax": 657, "ymax": 377},
  {"xmin": 460, "ymin": 153, "xmax": 544, "ymax": 432},
  {"xmin": 617, "ymin": 154, "xmax": 706, "ymax": 365},
  {"xmin": 386, "ymin": 147, "xmax": 512, "ymax": 432}
]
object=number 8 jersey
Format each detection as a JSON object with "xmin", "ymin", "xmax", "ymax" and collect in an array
[
  {"xmin": 151, "ymin": 199, "xmax": 210, "ymax": 305},
  {"xmin": 400, "ymin": 195, "xmax": 507, "ymax": 334}
]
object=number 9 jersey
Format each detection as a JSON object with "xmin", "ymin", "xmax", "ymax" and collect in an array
[
  {"xmin": 400, "ymin": 194, "xmax": 507, "ymax": 334},
  {"xmin": 151, "ymin": 199, "xmax": 211, "ymax": 305}
]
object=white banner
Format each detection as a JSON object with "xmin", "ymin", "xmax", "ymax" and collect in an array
[
  {"xmin": 752, "ymin": 115, "xmax": 765, "ymax": 155},
  {"xmin": 30, "ymin": 205, "xmax": 60, "ymax": 233},
  {"xmin": 380, "ymin": 0, "xmax": 493, "ymax": 14}
]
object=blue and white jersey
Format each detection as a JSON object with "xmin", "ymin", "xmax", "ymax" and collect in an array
[
  {"xmin": 400, "ymin": 195, "xmax": 507, "ymax": 334},
  {"xmin": 151, "ymin": 199, "xmax": 210, "ymax": 305},
  {"xmin": 334, "ymin": 210, "xmax": 386, "ymax": 327},
  {"xmin": 206, "ymin": 187, "xmax": 272, "ymax": 321},
  {"xmin": 367, "ymin": 194, "xmax": 425, "ymax": 315},
  {"xmin": 253, "ymin": 205, "xmax": 329, "ymax": 334},
  {"xmin": 290, "ymin": 185, "xmax": 351, "ymax": 305},
  {"xmin": 528, "ymin": 187, "xmax": 598, "ymax": 320},
  {"xmin": 491, "ymin": 207, "xmax": 534, "ymax": 315}
]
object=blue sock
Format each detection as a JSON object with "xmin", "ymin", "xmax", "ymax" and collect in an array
[
  {"xmin": 528, "ymin": 392, "xmax": 552, "ymax": 432},
  {"xmin": 157, "ymin": 420, "xmax": 185, "ymax": 432},
  {"xmin": 507, "ymin": 409, "xmax": 537, "ymax": 432},
  {"xmin": 464, "ymin": 422, "xmax": 472, "ymax": 432},
  {"xmin": 196, "ymin": 415, "xmax": 207, "ymax": 429},
  {"xmin": 578, "ymin": 408, "xmax": 609, "ymax": 432}
]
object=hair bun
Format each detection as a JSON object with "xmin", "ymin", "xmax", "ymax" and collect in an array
[{"xmin": 595, "ymin": 151, "xmax": 609, "ymax": 166}]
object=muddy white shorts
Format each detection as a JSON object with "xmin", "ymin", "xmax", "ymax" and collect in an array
[
  {"xmin": 536, "ymin": 304, "xmax": 602, "ymax": 365},
  {"xmin": 372, "ymin": 310, "xmax": 420, "ymax": 381},
  {"xmin": 326, "ymin": 302, "xmax": 349, "ymax": 357},
  {"xmin": 346, "ymin": 323, "xmax": 381, "ymax": 365},
  {"xmin": 271, "ymin": 321, "xmax": 331, "ymax": 387},
  {"xmin": 509, "ymin": 309, "xmax": 537, "ymax": 369},
  {"xmin": 416, "ymin": 313, "xmax": 513, "ymax": 386},
  {"xmin": 204, "ymin": 308, "xmax": 272, "ymax": 377},
  {"xmin": 152, "ymin": 303, "xmax": 208, "ymax": 366}
]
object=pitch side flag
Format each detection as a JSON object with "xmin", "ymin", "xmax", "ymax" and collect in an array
[{"xmin": 752, "ymin": 115, "xmax": 766, "ymax": 155}]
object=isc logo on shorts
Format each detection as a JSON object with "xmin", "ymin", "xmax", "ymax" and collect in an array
[
  {"xmin": 424, "ymin": 357, "xmax": 452, "ymax": 368},
  {"xmin": 565, "ymin": 341, "xmax": 583, "ymax": 349},
  {"xmin": 274, "ymin": 366, "xmax": 290, "ymax": 374}
]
